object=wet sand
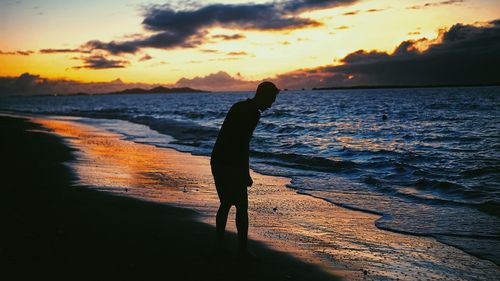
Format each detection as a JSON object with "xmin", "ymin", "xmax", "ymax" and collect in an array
[
  {"xmin": 0, "ymin": 115, "xmax": 340, "ymax": 281},
  {"xmin": 3, "ymin": 114, "xmax": 499, "ymax": 281}
]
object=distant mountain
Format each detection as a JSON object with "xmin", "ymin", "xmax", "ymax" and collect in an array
[
  {"xmin": 312, "ymin": 83, "xmax": 500, "ymax": 91},
  {"xmin": 105, "ymin": 86, "xmax": 209, "ymax": 95}
]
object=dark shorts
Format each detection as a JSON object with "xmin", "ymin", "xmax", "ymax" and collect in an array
[{"xmin": 211, "ymin": 165, "xmax": 248, "ymax": 206}]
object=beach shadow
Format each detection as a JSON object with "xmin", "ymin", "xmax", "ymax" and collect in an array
[{"xmin": 0, "ymin": 116, "xmax": 340, "ymax": 281}]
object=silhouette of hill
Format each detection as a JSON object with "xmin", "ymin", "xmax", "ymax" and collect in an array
[
  {"xmin": 105, "ymin": 86, "xmax": 209, "ymax": 95},
  {"xmin": 311, "ymin": 83, "xmax": 500, "ymax": 91}
]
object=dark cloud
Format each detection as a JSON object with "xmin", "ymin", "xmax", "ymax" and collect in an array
[
  {"xmin": 342, "ymin": 7, "xmax": 385, "ymax": 16},
  {"xmin": 0, "ymin": 50, "xmax": 34, "ymax": 56},
  {"xmin": 211, "ymin": 33, "xmax": 246, "ymax": 40},
  {"xmin": 84, "ymin": 3, "xmax": 322, "ymax": 55},
  {"xmin": 408, "ymin": 31, "xmax": 421, "ymax": 35},
  {"xmin": 407, "ymin": 0, "xmax": 464, "ymax": 10},
  {"xmin": 340, "ymin": 50, "xmax": 390, "ymax": 63},
  {"xmin": 141, "ymin": 2, "xmax": 327, "ymax": 32},
  {"xmin": 72, "ymin": 54, "xmax": 129, "ymax": 70},
  {"xmin": 83, "ymin": 40, "xmax": 141, "ymax": 55},
  {"xmin": 342, "ymin": 10, "xmax": 359, "ymax": 16},
  {"xmin": 84, "ymin": 1, "xmax": 359, "ymax": 54},
  {"xmin": 39, "ymin": 48, "xmax": 88, "ymax": 54},
  {"xmin": 366, "ymin": 8, "xmax": 384, "ymax": 12},
  {"xmin": 4, "ymin": 73, "xmax": 46, "ymax": 92},
  {"xmin": 16, "ymin": 50, "xmax": 34, "ymax": 56},
  {"xmin": 139, "ymin": 54, "xmax": 153, "ymax": 61},
  {"xmin": 0, "ymin": 73, "xmax": 65, "ymax": 95},
  {"xmin": 274, "ymin": 19, "xmax": 500, "ymax": 88},
  {"xmin": 281, "ymin": 0, "xmax": 358, "ymax": 13}
]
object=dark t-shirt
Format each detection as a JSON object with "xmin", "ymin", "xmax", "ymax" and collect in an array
[{"xmin": 210, "ymin": 99, "xmax": 260, "ymax": 177}]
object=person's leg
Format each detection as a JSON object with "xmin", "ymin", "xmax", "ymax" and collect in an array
[
  {"xmin": 235, "ymin": 188, "xmax": 249, "ymax": 253},
  {"xmin": 213, "ymin": 166, "xmax": 232, "ymax": 249},
  {"xmin": 216, "ymin": 202, "xmax": 231, "ymax": 247}
]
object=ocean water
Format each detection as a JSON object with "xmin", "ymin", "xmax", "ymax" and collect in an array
[{"xmin": 1, "ymin": 87, "xmax": 499, "ymax": 264}]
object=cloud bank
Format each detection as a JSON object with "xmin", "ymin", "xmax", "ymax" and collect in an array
[
  {"xmin": 83, "ymin": 0, "xmax": 358, "ymax": 54},
  {"xmin": 39, "ymin": 48, "xmax": 89, "ymax": 54},
  {"xmin": 72, "ymin": 55, "xmax": 130, "ymax": 70},
  {"xmin": 2, "ymin": 19, "xmax": 498, "ymax": 95},
  {"xmin": 171, "ymin": 19, "xmax": 500, "ymax": 90},
  {"xmin": 271, "ymin": 19, "xmax": 500, "ymax": 88},
  {"xmin": 0, "ymin": 73, "xmax": 167, "ymax": 96}
]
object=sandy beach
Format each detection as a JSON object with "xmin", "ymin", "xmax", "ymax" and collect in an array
[
  {"xmin": 2, "ymin": 114, "xmax": 499, "ymax": 281},
  {"xmin": 0, "ymin": 115, "xmax": 340, "ymax": 281}
]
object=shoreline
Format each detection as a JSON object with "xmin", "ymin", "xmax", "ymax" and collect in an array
[
  {"xmin": 298, "ymin": 190, "xmax": 500, "ymax": 266},
  {"xmin": 0, "ymin": 115, "xmax": 341, "ymax": 281},
  {"xmin": 3, "ymin": 113, "xmax": 499, "ymax": 280}
]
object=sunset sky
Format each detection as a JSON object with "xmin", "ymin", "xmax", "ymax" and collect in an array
[{"xmin": 1, "ymin": 0, "xmax": 499, "ymax": 93}]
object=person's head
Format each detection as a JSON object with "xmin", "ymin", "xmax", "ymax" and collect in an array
[{"xmin": 254, "ymin": 81, "xmax": 279, "ymax": 111}]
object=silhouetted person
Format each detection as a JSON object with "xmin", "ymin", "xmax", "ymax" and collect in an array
[{"xmin": 211, "ymin": 81, "xmax": 280, "ymax": 259}]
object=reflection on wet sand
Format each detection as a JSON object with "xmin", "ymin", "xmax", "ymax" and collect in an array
[{"xmin": 35, "ymin": 117, "xmax": 499, "ymax": 281}]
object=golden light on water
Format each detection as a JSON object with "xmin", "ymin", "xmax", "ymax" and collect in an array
[{"xmin": 31, "ymin": 117, "xmax": 497, "ymax": 280}]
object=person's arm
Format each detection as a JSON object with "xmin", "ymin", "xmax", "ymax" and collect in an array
[{"xmin": 243, "ymin": 110, "xmax": 260, "ymax": 187}]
